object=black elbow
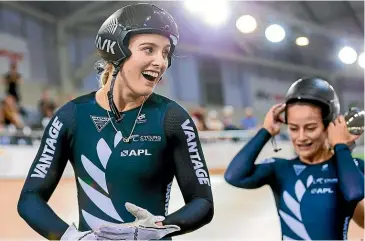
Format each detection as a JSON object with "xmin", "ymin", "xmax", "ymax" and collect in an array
[
  {"xmin": 197, "ymin": 199, "xmax": 214, "ymax": 229},
  {"xmin": 197, "ymin": 199, "xmax": 214, "ymax": 227},
  {"xmin": 17, "ymin": 191, "xmax": 37, "ymax": 220},
  {"xmin": 187, "ymin": 200, "xmax": 213, "ymax": 232},
  {"xmin": 224, "ymin": 171, "xmax": 232, "ymax": 184},
  {"xmin": 224, "ymin": 171, "xmax": 257, "ymax": 189},
  {"xmin": 344, "ymin": 191, "xmax": 364, "ymax": 203},
  {"xmin": 205, "ymin": 201, "xmax": 214, "ymax": 224},
  {"xmin": 17, "ymin": 192, "xmax": 27, "ymax": 219},
  {"xmin": 340, "ymin": 181, "xmax": 365, "ymax": 203},
  {"xmin": 224, "ymin": 171, "xmax": 238, "ymax": 187}
]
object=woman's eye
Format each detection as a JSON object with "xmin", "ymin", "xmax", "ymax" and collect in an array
[
  {"xmin": 143, "ymin": 47, "xmax": 153, "ymax": 54},
  {"xmin": 163, "ymin": 50, "xmax": 169, "ymax": 58}
]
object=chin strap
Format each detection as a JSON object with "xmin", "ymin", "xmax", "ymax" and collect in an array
[
  {"xmin": 271, "ymin": 137, "xmax": 282, "ymax": 152},
  {"xmin": 108, "ymin": 65, "xmax": 123, "ymax": 122}
]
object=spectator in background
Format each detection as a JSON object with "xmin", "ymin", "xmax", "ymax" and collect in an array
[
  {"xmin": 206, "ymin": 110, "xmax": 224, "ymax": 131},
  {"xmin": 2, "ymin": 61, "xmax": 23, "ymax": 103},
  {"xmin": 222, "ymin": 105, "xmax": 240, "ymax": 130},
  {"xmin": 1, "ymin": 94, "xmax": 24, "ymax": 129},
  {"xmin": 240, "ymin": 107, "xmax": 258, "ymax": 130},
  {"xmin": 191, "ymin": 107, "xmax": 208, "ymax": 131},
  {"xmin": 38, "ymin": 87, "xmax": 56, "ymax": 119}
]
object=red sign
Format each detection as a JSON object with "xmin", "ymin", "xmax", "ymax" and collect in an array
[{"xmin": 0, "ymin": 49, "xmax": 24, "ymax": 62}]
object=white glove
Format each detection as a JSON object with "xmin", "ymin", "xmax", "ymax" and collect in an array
[
  {"xmin": 95, "ymin": 202, "xmax": 181, "ymax": 240},
  {"xmin": 60, "ymin": 223, "xmax": 101, "ymax": 241}
]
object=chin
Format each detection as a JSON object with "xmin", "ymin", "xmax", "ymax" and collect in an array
[
  {"xmin": 297, "ymin": 149, "xmax": 317, "ymax": 160},
  {"xmin": 136, "ymin": 87, "xmax": 154, "ymax": 97},
  {"xmin": 298, "ymin": 152, "xmax": 312, "ymax": 159}
]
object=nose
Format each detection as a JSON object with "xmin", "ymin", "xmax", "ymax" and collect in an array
[
  {"xmin": 298, "ymin": 129, "xmax": 307, "ymax": 141},
  {"xmin": 152, "ymin": 53, "xmax": 166, "ymax": 68}
]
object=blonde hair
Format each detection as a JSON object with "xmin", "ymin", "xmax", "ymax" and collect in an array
[{"xmin": 99, "ymin": 63, "xmax": 113, "ymax": 87}]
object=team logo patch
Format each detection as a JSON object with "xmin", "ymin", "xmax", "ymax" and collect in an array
[
  {"xmin": 260, "ymin": 157, "xmax": 276, "ymax": 164},
  {"xmin": 136, "ymin": 113, "xmax": 147, "ymax": 124},
  {"xmin": 321, "ymin": 164, "xmax": 328, "ymax": 172},
  {"xmin": 104, "ymin": 17, "xmax": 118, "ymax": 35},
  {"xmin": 90, "ymin": 115, "xmax": 110, "ymax": 132},
  {"xmin": 293, "ymin": 164, "xmax": 306, "ymax": 176}
]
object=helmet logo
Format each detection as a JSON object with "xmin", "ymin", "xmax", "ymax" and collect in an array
[
  {"xmin": 104, "ymin": 18, "xmax": 118, "ymax": 35},
  {"xmin": 95, "ymin": 35, "xmax": 116, "ymax": 55}
]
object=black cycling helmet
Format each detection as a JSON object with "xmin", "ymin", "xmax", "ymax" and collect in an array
[
  {"xmin": 96, "ymin": 3, "xmax": 178, "ymax": 67},
  {"xmin": 95, "ymin": 3, "xmax": 179, "ymax": 121},
  {"xmin": 284, "ymin": 77, "xmax": 340, "ymax": 127}
]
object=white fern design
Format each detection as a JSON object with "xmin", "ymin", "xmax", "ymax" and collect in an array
[
  {"xmin": 306, "ymin": 175, "xmax": 313, "ymax": 188},
  {"xmin": 283, "ymin": 235, "xmax": 296, "ymax": 240},
  {"xmin": 279, "ymin": 175, "xmax": 314, "ymax": 240},
  {"xmin": 103, "ymin": 17, "xmax": 118, "ymax": 35},
  {"xmin": 78, "ymin": 132, "xmax": 125, "ymax": 230}
]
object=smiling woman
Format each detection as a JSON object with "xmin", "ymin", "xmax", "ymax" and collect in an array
[
  {"xmin": 97, "ymin": 33, "xmax": 171, "ymax": 102},
  {"xmin": 225, "ymin": 77, "xmax": 364, "ymax": 240},
  {"xmin": 17, "ymin": 3, "xmax": 214, "ymax": 241}
]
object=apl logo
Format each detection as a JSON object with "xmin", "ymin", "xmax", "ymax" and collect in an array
[
  {"xmin": 121, "ymin": 149, "xmax": 152, "ymax": 157},
  {"xmin": 311, "ymin": 187, "xmax": 334, "ymax": 194}
]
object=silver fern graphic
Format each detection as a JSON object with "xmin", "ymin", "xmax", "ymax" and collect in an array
[
  {"xmin": 104, "ymin": 17, "xmax": 118, "ymax": 35},
  {"xmin": 283, "ymin": 235, "xmax": 296, "ymax": 240},
  {"xmin": 279, "ymin": 175, "xmax": 314, "ymax": 240},
  {"xmin": 78, "ymin": 131, "xmax": 125, "ymax": 230}
]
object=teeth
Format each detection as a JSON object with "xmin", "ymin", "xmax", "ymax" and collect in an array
[
  {"xmin": 142, "ymin": 71, "xmax": 159, "ymax": 78},
  {"xmin": 299, "ymin": 143, "xmax": 312, "ymax": 147}
]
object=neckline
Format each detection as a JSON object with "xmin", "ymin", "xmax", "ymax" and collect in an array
[
  {"xmin": 295, "ymin": 155, "xmax": 333, "ymax": 166},
  {"xmin": 92, "ymin": 91, "xmax": 153, "ymax": 114}
]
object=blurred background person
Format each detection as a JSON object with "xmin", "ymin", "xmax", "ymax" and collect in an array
[
  {"xmin": 191, "ymin": 106, "xmax": 208, "ymax": 131},
  {"xmin": 38, "ymin": 87, "xmax": 56, "ymax": 119},
  {"xmin": 240, "ymin": 106, "xmax": 258, "ymax": 130},
  {"xmin": 222, "ymin": 105, "xmax": 240, "ymax": 130},
  {"xmin": 1, "ymin": 94, "xmax": 24, "ymax": 129},
  {"xmin": 37, "ymin": 87, "xmax": 56, "ymax": 128},
  {"xmin": 1, "ymin": 61, "xmax": 23, "ymax": 104},
  {"xmin": 206, "ymin": 110, "xmax": 224, "ymax": 131}
]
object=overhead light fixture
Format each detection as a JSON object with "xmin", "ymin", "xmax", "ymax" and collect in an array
[
  {"xmin": 338, "ymin": 46, "xmax": 357, "ymax": 64},
  {"xmin": 236, "ymin": 15, "xmax": 257, "ymax": 34},
  {"xmin": 296, "ymin": 37, "xmax": 309, "ymax": 46},
  {"xmin": 265, "ymin": 24, "xmax": 285, "ymax": 43}
]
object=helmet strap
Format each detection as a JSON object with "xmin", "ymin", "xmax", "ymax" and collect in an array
[
  {"xmin": 271, "ymin": 137, "xmax": 282, "ymax": 152},
  {"xmin": 107, "ymin": 65, "xmax": 123, "ymax": 122}
]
